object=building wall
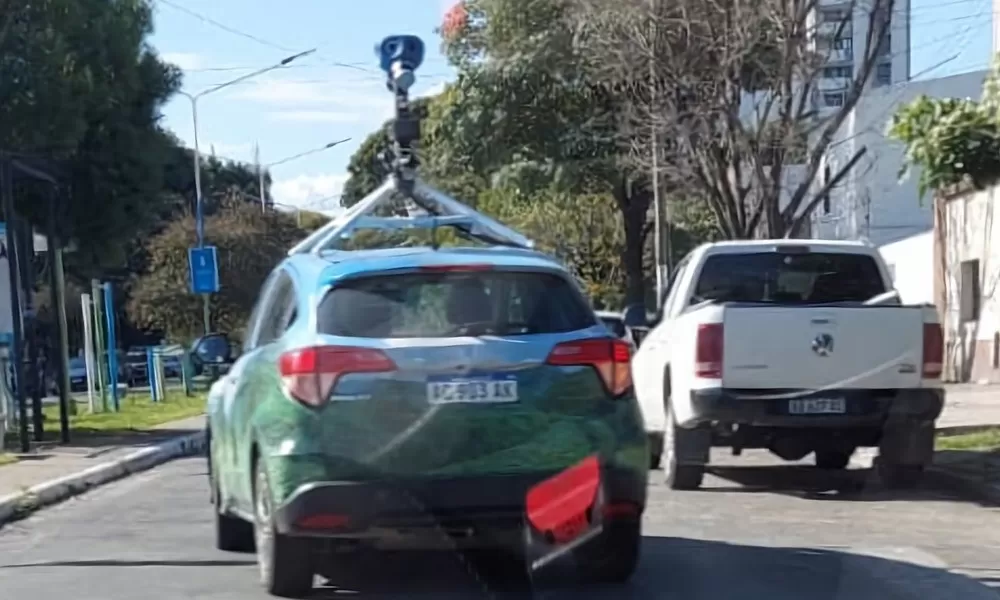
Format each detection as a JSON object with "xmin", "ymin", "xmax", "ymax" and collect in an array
[
  {"xmin": 879, "ymin": 230, "xmax": 933, "ymax": 304},
  {"xmin": 812, "ymin": 70, "xmax": 988, "ymax": 246},
  {"xmin": 938, "ymin": 185, "xmax": 1000, "ymax": 383}
]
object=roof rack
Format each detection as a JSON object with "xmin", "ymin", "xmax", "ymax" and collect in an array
[{"xmin": 288, "ymin": 35, "xmax": 534, "ymax": 257}]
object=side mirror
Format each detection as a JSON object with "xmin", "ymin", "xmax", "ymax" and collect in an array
[
  {"xmin": 629, "ymin": 326, "xmax": 650, "ymax": 347},
  {"xmin": 192, "ymin": 333, "xmax": 233, "ymax": 366}
]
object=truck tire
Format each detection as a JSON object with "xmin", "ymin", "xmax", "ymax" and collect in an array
[
  {"xmin": 648, "ymin": 432, "xmax": 664, "ymax": 470},
  {"xmin": 814, "ymin": 449, "xmax": 853, "ymax": 470},
  {"xmin": 877, "ymin": 420, "xmax": 933, "ymax": 489},
  {"xmin": 254, "ymin": 462, "xmax": 313, "ymax": 598},
  {"xmin": 664, "ymin": 403, "xmax": 708, "ymax": 490},
  {"xmin": 209, "ymin": 433, "xmax": 256, "ymax": 552}
]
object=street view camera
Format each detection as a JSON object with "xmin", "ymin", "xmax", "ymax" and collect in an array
[{"xmin": 376, "ymin": 35, "xmax": 425, "ymax": 195}]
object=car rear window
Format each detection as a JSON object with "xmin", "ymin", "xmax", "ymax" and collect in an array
[
  {"xmin": 693, "ymin": 252, "xmax": 886, "ymax": 304},
  {"xmin": 318, "ymin": 270, "xmax": 596, "ymax": 338}
]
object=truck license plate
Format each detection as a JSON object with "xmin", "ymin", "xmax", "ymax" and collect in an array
[{"xmin": 788, "ymin": 397, "xmax": 846, "ymax": 415}]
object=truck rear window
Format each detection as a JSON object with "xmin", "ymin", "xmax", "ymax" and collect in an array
[
  {"xmin": 693, "ymin": 252, "xmax": 886, "ymax": 304},
  {"xmin": 318, "ymin": 270, "xmax": 596, "ymax": 338}
]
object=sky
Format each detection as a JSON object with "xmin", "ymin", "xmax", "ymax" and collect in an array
[
  {"xmin": 149, "ymin": 0, "xmax": 458, "ymax": 217},
  {"xmin": 148, "ymin": 0, "xmax": 995, "ymax": 218}
]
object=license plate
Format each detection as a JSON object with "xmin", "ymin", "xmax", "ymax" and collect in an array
[
  {"xmin": 788, "ymin": 397, "xmax": 846, "ymax": 415},
  {"xmin": 427, "ymin": 374, "xmax": 519, "ymax": 405}
]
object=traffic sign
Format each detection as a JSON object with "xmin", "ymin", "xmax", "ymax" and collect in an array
[{"xmin": 188, "ymin": 246, "xmax": 220, "ymax": 294}]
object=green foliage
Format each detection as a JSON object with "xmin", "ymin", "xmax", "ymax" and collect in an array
[
  {"xmin": 889, "ymin": 65, "xmax": 1000, "ymax": 197},
  {"xmin": 127, "ymin": 198, "xmax": 307, "ymax": 342}
]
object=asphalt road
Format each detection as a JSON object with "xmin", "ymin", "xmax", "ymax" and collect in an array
[{"xmin": 2, "ymin": 451, "xmax": 1000, "ymax": 599}]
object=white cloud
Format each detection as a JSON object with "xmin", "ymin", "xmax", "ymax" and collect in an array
[
  {"xmin": 272, "ymin": 173, "xmax": 349, "ymax": 213},
  {"xmin": 268, "ymin": 110, "xmax": 366, "ymax": 124},
  {"xmin": 162, "ymin": 52, "xmax": 203, "ymax": 71}
]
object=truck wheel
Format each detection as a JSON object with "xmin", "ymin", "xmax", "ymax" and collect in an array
[
  {"xmin": 574, "ymin": 520, "xmax": 642, "ymax": 583},
  {"xmin": 814, "ymin": 449, "xmax": 853, "ymax": 470},
  {"xmin": 648, "ymin": 432, "xmax": 664, "ymax": 470},
  {"xmin": 254, "ymin": 462, "xmax": 313, "ymax": 598},
  {"xmin": 210, "ymin": 435, "xmax": 255, "ymax": 552},
  {"xmin": 664, "ymin": 403, "xmax": 706, "ymax": 490}
]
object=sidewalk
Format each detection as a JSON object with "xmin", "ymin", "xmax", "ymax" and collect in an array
[
  {"xmin": 938, "ymin": 383, "xmax": 1000, "ymax": 430},
  {"xmin": 0, "ymin": 414, "xmax": 205, "ymax": 499}
]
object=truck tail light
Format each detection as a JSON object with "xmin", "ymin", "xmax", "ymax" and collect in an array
[
  {"xmin": 278, "ymin": 346, "xmax": 396, "ymax": 407},
  {"xmin": 546, "ymin": 338, "xmax": 633, "ymax": 396},
  {"xmin": 922, "ymin": 323, "xmax": 943, "ymax": 379},
  {"xmin": 695, "ymin": 323, "xmax": 724, "ymax": 379}
]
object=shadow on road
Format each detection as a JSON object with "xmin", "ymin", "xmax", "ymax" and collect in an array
[
  {"xmin": 311, "ymin": 536, "xmax": 995, "ymax": 598},
  {"xmin": 706, "ymin": 465, "xmax": 972, "ymax": 503},
  {"xmin": 0, "ymin": 536, "xmax": 992, "ymax": 598}
]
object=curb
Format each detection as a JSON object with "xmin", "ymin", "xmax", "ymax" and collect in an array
[{"xmin": 0, "ymin": 430, "xmax": 206, "ymax": 528}]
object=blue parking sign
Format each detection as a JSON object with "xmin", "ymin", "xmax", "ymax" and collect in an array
[{"xmin": 189, "ymin": 246, "xmax": 220, "ymax": 294}]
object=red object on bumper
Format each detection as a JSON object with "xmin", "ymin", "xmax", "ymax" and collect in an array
[{"xmin": 525, "ymin": 455, "xmax": 600, "ymax": 544}]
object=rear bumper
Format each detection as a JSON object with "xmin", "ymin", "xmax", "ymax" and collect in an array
[
  {"xmin": 272, "ymin": 466, "xmax": 646, "ymax": 538},
  {"xmin": 688, "ymin": 387, "xmax": 944, "ymax": 428}
]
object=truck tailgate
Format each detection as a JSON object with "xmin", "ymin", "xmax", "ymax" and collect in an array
[{"xmin": 721, "ymin": 306, "xmax": 924, "ymax": 389}]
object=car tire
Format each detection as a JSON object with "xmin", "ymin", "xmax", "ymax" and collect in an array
[
  {"xmin": 664, "ymin": 403, "xmax": 706, "ymax": 491},
  {"xmin": 254, "ymin": 461, "xmax": 313, "ymax": 598},
  {"xmin": 814, "ymin": 449, "xmax": 853, "ymax": 470},
  {"xmin": 574, "ymin": 520, "xmax": 642, "ymax": 583},
  {"xmin": 209, "ymin": 438, "xmax": 255, "ymax": 553}
]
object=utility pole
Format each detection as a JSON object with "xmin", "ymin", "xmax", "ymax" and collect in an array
[
  {"xmin": 47, "ymin": 189, "xmax": 73, "ymax": 442},
  {"xmin": 649, "ymin": 0, "xmax": 665, "ymax": 302}
]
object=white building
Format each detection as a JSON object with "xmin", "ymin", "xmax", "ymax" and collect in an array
[
  {"xmin": 812, "ymin": 69, "xmax": 988, "ymax": 246},
  {"xmin": 813, "ymin": 0, "xmax": 911, "ymax": 114}
]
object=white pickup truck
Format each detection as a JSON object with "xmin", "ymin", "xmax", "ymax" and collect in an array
[{"xmin": 632, "ymin": 239, "xmax": 944, "ymax": 490}]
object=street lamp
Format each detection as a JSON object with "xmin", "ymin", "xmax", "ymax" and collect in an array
[
  {"xmin": 256, "ymin": 137, "xmax": 351, "ymax": 213},
  {"xmin": 178, "ymin": 48, "xmax": 316, "ymax": 335}
]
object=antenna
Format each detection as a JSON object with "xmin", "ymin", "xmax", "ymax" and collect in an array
[
  {"xmin": 285, "ymin": 35, "xmax": 536, "ymax": 256},
  {"xmin": 376, "ymin": 35, "xmax": 425, "ymax": 196}
]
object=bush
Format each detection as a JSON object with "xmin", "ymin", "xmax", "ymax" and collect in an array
[{"xmin": 127, "ymin": 197, "xmax": 307, "ymax": 342}]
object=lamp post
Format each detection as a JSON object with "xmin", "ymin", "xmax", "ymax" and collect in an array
[
  {"xmin": 256, "ymin": 137, "xmax": 351, "ymax": 213},
  {"xmin": 178, "ymin": 48, "xmax": 316, "ymax": 334}
]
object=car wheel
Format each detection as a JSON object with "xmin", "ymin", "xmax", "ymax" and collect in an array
[
  {"xmin": 573, "ymin": 520, "xmax": 641, "ymax": 583},
  {"xmin": 254, "ymin": 461, "xmax": 313, "ymax": 598},
  {"xmin": 663, "ymin": 403, "xmax": 705, "ymax": 490},
  {"xmin": 210, "ymin": 439, "xmax": 255, "ymax": 552},
  {"xmin": 814, "ymin": 449, "xmax": 853, "ymax": 470}
]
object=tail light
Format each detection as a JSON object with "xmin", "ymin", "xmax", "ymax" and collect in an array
[
  {"xmin": 545, "ymin": 338, "xmax": 632, "ymax": 396},
  {"xmin": 922, "ymin": 323, "xmax": 943, "ymax": 379},
  {"xmin": 695, "ymin": 323, "xmax": 723, "ymax": 379},
  {"xmin": 278, "ymin": 345, "xmax": 396, "ymax": 407}
]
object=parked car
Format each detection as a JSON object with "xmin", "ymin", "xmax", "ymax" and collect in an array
[
  {"xmin": 631, "ymin": 239, "xmax": 944, "ymax": 490},
  {"xmin": 206, "ymin": 246, "xmax": 649, "ymax": 596}
]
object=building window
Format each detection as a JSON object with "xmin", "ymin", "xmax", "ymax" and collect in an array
[
  {"xmin": 875, "ymin": 62, "xmax": 892, "ymax": 86},
  {"xmin": 823, "ymin": 66, "xmax": 853, "ymax": 78},
  {"xmin": 833, "ymin": 37, "xmax": 853, "ymax": 51},
  {"xmin": 960, "ymin": 259, "xmax": 981, "ymax": 323},
  {"xmin": 823, "ymin": 92, "xmax": 845, "ymax": 107},
  {"xmin": 821, "ymin": 9, "xmax": 848, "ymax": 22}
]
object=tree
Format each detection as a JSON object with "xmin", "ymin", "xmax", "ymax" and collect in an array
[
  {"xmin": 566, "ymin": 0, "xmax": 894, "ymax": 238},
  {"xmin": 127, "ymin": 195, "xmax": 307, "ymax": 343},
  {"xmin": 432, "ymin": 0, "xmax": 657, "ymax": 304},
  {"xmin": 889, "ymin": 59, "xmax": 1000, "ymax": 197},
  {"xmin": 1, "ymin": 0, "xmax": 183, "ymax": 269}
]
